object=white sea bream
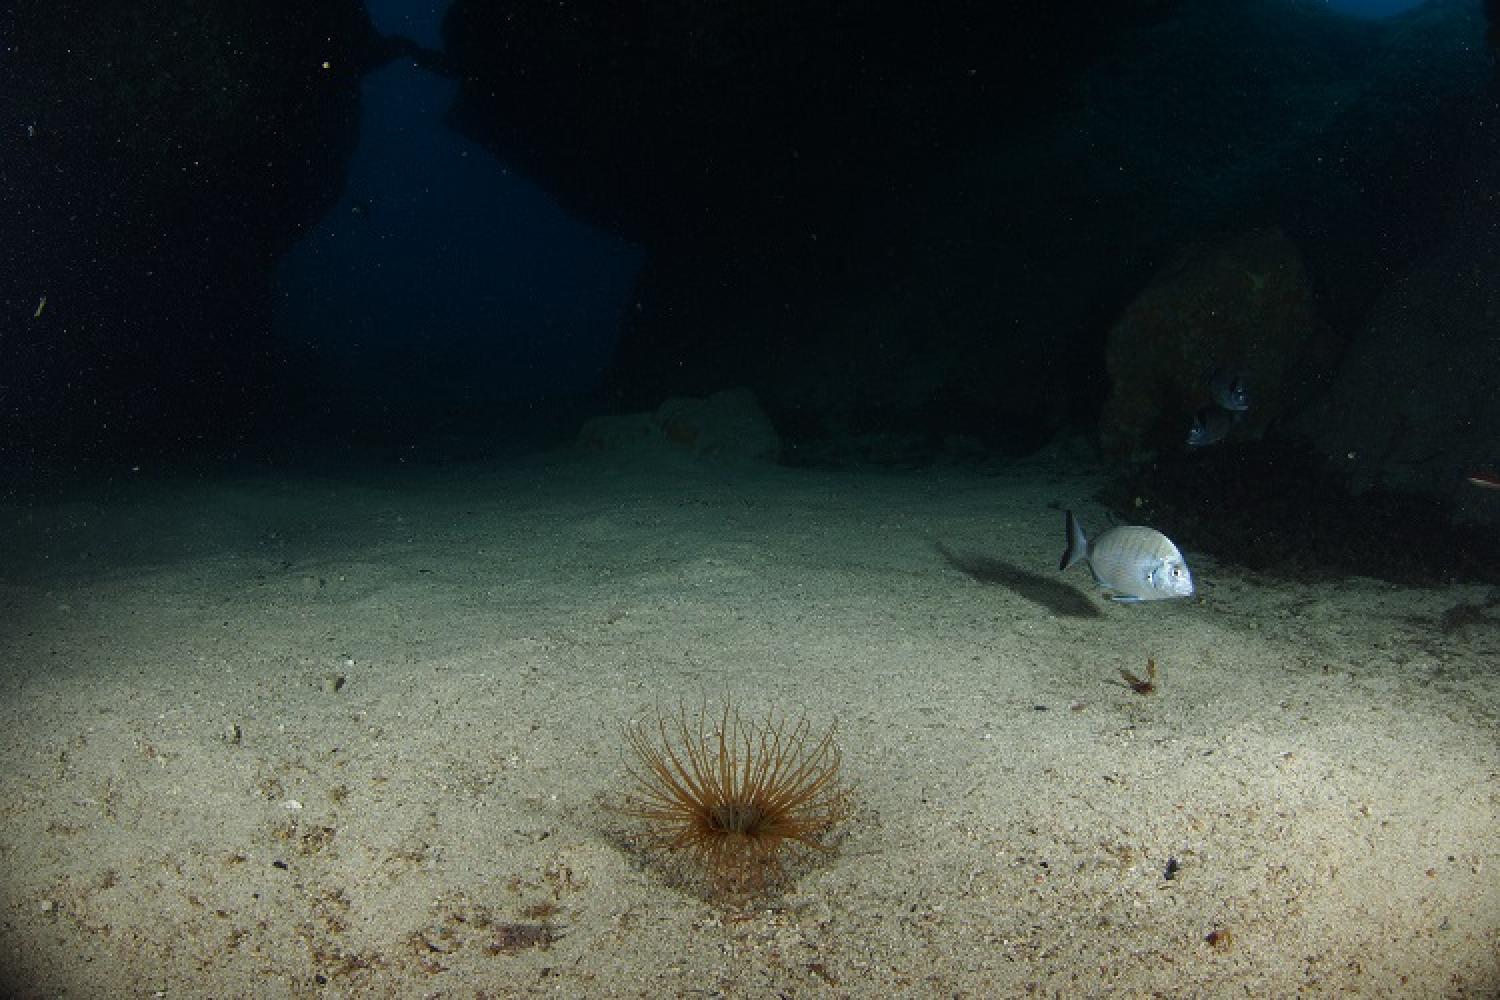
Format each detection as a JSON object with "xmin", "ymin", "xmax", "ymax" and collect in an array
[{"xmin": 1059, "ymin": 510, "xmax": 1194, "ymax": 603}]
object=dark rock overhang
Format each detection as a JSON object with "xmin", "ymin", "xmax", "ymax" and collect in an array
[{"xmin": 0, "ymin": 1, "xmax": 427, "ymax": 476}]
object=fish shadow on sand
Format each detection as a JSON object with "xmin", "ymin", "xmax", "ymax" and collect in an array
[{"xmin": 933, "ymin": 541, "xmax": 1102, "ymax": 619}]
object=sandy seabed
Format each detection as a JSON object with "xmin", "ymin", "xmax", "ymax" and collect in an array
[{"xmin": 0, "ymin": 448, "xmax": 1496, "ymax": 998}]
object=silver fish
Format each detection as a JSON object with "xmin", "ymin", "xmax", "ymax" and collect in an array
[
  {"xmin": 1187, "ymin": 405, "xmax": 1232, "ymax": 448},
  {"xmin": 1209, "ymin": 369, "xmax": 1250, "ymax": 412},
  {"xmin": 1059, "ymin": 511, "xmax": 1194, "ymax": 603}
]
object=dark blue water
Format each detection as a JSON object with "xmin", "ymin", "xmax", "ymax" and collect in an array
[
  {"xmin": 1326, "ymin": 0, "xmax": 1427, "ymax": 15},
  {"xmin": 276, "ymin": 0, "xmax": 642, "ymax": 440}
]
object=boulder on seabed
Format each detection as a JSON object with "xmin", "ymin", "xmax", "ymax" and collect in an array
[
  {"xmin": 1290, "ymin": 226, "xmax": 1500, "ymax": 527},
  {"xmin": 1098, "ymin": 228, "xmax": 1327, "ymax": 459},
  {"xmin": 578, "ymin": 387, "xmax": 782, "ymax": 462}
]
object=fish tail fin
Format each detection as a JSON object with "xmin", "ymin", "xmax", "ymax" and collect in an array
[{"xmin": 1060, "ymin": 510, "xmax": 1088, "ymax": 571}]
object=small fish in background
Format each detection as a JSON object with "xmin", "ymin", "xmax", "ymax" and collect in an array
[
  {"xmin": 1209, "ymin": 369, "xmax": 1251, "ymax": 412},
  {"xmin": 1186, "ymin": 367, "xmax": 1251, "ymax": 448},
  {"xmin": 1059, "ymin": 510, "xmax": 1194, "ymax": 603},
  {"xmin": 1466, "ymin": 470, "xmax": 1500, "ymax": 491},
  {"xmin": 1186, "ymin": 405, "xmax": 1232, "ymax": 449}
]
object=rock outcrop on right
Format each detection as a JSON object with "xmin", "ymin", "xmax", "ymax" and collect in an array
[{"xmin": 1291, "ymin": 225, "xmax": 1500, "ymax": 526}]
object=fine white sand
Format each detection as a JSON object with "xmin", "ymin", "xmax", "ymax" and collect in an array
[{"xmin": 1, "ymin": 447, "xmax": 1496, "ymax": 997}]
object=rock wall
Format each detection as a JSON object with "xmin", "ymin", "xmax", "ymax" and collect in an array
[
  {"xmin": 1291, "ymin": 225, "xmax": 1500, "ymax": 525},
  {"xmin": 445, "ymin": 0, "xmax": 1494, "ymax": 463}
]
